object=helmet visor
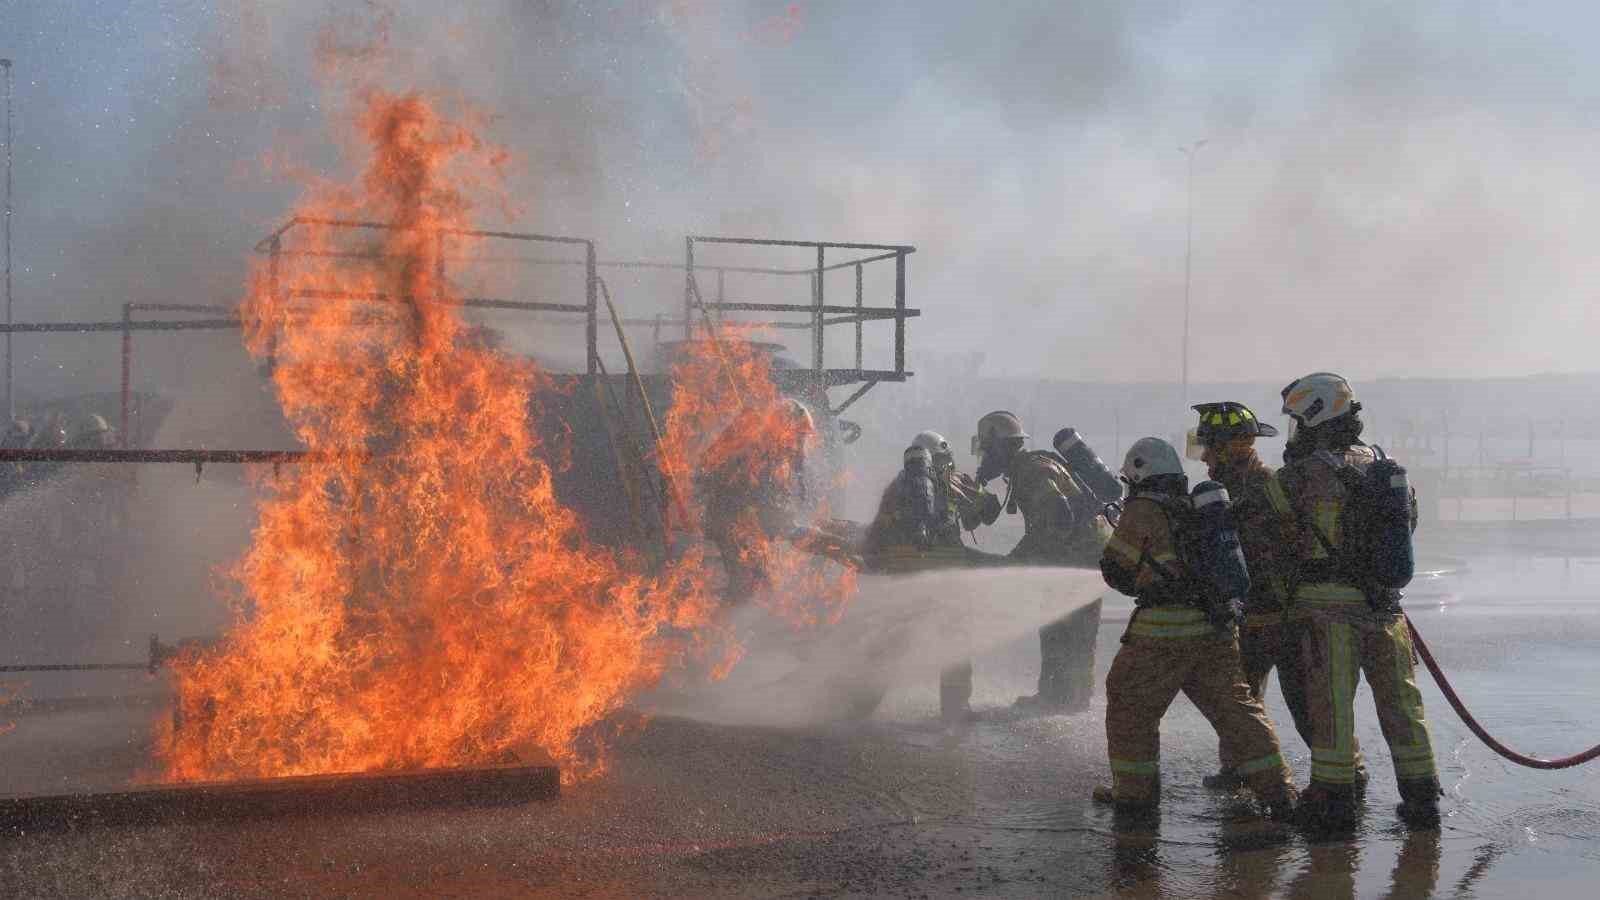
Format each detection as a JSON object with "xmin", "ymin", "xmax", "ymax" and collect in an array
[{"xmin": 1184, "ymin": 427, "xmax": 1206, "ymax": 461}]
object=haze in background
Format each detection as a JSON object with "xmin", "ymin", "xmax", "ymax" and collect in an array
[{"xmin": 2, "ymin": 0, "xmax": 1598, "ymax": 405}]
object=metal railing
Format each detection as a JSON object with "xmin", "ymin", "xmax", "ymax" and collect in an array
[
  {"xmin": 0, "ymin": 222, "xmax": 921, "ymax": 451},
  {"xmin": 684, "ymin": 236, "xmax": 917, "ymax": 396}
]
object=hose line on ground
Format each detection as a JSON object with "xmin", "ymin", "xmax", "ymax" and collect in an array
[{"xmin": 1406, "ymin": 614, "xmax": 1600, "ymax": 770}]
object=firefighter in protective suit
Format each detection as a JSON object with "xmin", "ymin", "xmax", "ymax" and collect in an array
[
  {"xmin": 1189, "ymin": 401, "xmax": 1356, "ymax": 790},
  {"xmin": 973, "ymin": 410, "xmax": 1112, "ymax": 711},
  {"xmin": 1267, "ymin": 373, "xmax": 1439, "ymax": 829},
  {"xmin": 864, "ymin": 430, "xmax": 1002, "ymax": 721},
  {"xmin": 699, "ymin": 398, "xmax": 815, "ymax": 603},
  {"xmin": 1094, "ymin": 436, "xmax": 1296, "ymax": 816},
  {"xmin": 865, "ymin": 430, "xmax": 1000, "ymax": 563}
]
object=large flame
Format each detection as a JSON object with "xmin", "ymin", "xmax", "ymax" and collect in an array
[
  {"xmin": 158, "ymin": 91, "xmax": 731, "ymax": 782},
  {"xmin": 658, "ymin": 335, "xmax": 856, "ymax": 629}
]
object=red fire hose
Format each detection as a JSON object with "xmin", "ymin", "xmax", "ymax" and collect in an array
[{"xmin": 1406, "ymin": 614, "xmax": 1600, "ymax": 770}]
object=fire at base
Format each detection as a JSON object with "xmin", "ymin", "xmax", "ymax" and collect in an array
[{"xmin": 157, "ymin": 90, "xmax": 835, "ymax": 784}]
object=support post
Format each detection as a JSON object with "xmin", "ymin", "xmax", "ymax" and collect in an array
[
  {"xmin": 265, "ymin": 236, "xmax": 281, "ymax": 377},
  {"xmin": 585, "ymin": 241, "xmax": 598, "ymax": 374},
  {"xmin": 716, "ymin": 267, "xmax": 725, "ymax": 326},
  {"xmin": 120, "ymin": 304, "xmax": 131, "ymax": 448},
  {"xmin": 683, "ymin": 237, "xmax": 695, "ymax": 341},
  {"xmin": 813, "ymin": 245, "xmax": 825, "ymax": 378},
  {"xmin": 854, "ymin": 262, "xmax": 863, "ymax": 371},
  {"xmin": 894, "ymin": 251, "xmax": 906, "ymax": 376}
]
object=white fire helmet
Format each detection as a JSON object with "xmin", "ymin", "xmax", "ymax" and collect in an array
[
  {"xmin": 783, "ymin": 398, "xmax": 816, "ymax": 435},
  {"xmin": 971, "ymin": 410, "xmax": 1027, "ymax": 456},
  {"xmin": 911, "ymin": 430, "xmax": 952, "ymax": 463},
  {"xmin": 1280, "ymin": 372, "xmax": 1359, "ymax": 431},
  {"xmin": 1121, "ymin": 437, "xmax": 1184, "ymax": 486}
]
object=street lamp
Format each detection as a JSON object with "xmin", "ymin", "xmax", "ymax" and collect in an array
[
  {"xmin": 1179, "ymin": 138, "xmax": 1207, "ymax": 411},
  {"xmin": 1, "ymin": 58, "xmax": 12, "ymax": 421}
]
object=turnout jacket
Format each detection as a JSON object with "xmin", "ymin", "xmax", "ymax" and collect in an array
[
  {"xmin": 1100, "ymin": 492, "xmax": 1214, "ymax": 639},
  {"xmin": 1264, "ymin": 444, "xmax": 1418, "ymax": 613},
  {"xmin": 1006, "ymin": 450, "xmax": 1111, "ymax": 564},
  {"xmin": 1212, "ymin": 452, "xmax": 1295, "ymax": 618},
  {"xmin": 865, "ymin": 466, "xmax": 998, "ymax": 551}
]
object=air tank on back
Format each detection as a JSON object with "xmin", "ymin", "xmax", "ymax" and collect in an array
[
  {"xmin": 1188, "ymin": 480, "xmax": 1250, "ymax": 626},
  {"xmin": 1052, "ymin": 428, "xmax": 1124, "ymax": 505}
]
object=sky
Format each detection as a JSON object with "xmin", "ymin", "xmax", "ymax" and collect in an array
[{"xmin": 3, "ymin": 0, "xmax": 1600, "ymax": 399}]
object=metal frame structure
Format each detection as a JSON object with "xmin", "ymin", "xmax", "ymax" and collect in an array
[
  {"xmin": 683, "ymin": 236, "xmax": 916, "ymax": 413},
  {"xmin": 0, "ymin": 221, "xmax": 919, "ymax": 445}
]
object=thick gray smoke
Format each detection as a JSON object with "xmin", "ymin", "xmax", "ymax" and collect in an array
[{"xmin": 4, "ymin": 0, "xmax": 1599, "ymax": 400}]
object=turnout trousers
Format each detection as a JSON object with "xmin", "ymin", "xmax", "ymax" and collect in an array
[
  {"xmin": 1296, "ymin": 595, "xmax": 1437, "ymax": 794},
  {"xmin": 1215, "ymin": 613, "xmax": 1361, "ymax": 774},
  {"xmin": 1105, "ymin": 605, "xmax": 1293, "ymax": 805}
]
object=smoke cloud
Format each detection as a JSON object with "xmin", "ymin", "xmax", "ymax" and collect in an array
[{"xmin": 4, "ymin": 0, "xmax": 1599, "ymax": 403}]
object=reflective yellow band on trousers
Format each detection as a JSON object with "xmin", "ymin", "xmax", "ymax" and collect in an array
[
  {"xmin": 1234, "ymin": 751, "xmax": 1285, "ymax": 776},
  {"xmin": 1110, "ymin": 757, "xmax": 1158, "ymax": 776}
]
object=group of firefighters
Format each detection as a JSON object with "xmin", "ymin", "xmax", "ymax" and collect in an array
[{"xmin": 850, "ymin": 370, "xmax": 1440, "ymax": 831}]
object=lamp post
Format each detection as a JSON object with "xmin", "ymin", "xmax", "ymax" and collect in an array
[
  {"xmin": 2, "ymin": 58, "xmax": 12, "ymax": 422},
  {"xmin": 1179, "ymin": 138, "xmax": 1207, "ymax": 411}
]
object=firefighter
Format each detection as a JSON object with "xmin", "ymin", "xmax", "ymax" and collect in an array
[
  {"xmin": 698, "ymin": 398, "xmax": 815, "ymax": 603},
  {"xmin": 1, "ymin": 418, "xmax": 31, "ymax": 449},
  {"xmin": 68, "ymin": 414, "xmax": 115, "ymax": 450},
  {"xmin": 1094, "ymin": 436, "xmax": 1296, "ymax": 818},
  {"xmin": 1267, "ymin": 372, "xmax": 1439, "ymax": 829},
  {"xmin": 865, "ymin": 430, "xmax": 1001, "ymax": 561},
  {"xmin": 30, "ymin": 414, "xmax": 69, "ymax": 449},
  {"xmin": 973, "ymin": 410, "xmax": 1112, "ymax": 711},
  {"xmin": 863, "ymin": 430, "xmax": 1002, "ymax": 722},
  {"xmin": 1189, "ymin": 401, "xmax": 1356, "ymax": 790}
]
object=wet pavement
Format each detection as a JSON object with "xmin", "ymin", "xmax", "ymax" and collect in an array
[{"xmin": 3, "ymin": 547, "xmax": 1600, "ymax": 897}]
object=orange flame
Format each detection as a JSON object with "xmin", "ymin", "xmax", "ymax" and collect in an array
[
  {"xmin": 657, "ymin": 335, "xmax": 856, "ymax": 629},
  {"xmin": 158, "ymin": 90, "xmax": 730, "ymax": 783}
]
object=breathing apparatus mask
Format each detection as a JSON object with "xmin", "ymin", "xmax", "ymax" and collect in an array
[{"xmin": 974, "ymin": 438, "xmax": 1019, "ymax": 486}]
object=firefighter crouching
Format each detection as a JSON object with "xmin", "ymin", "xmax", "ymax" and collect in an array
[
  {"xmin": 863, "ymin": 430, "xmax": 1002, "ymax": 722},
  {"xmin": 1269, "ymin": 372, "xmax": 1439, "ymax": 829},
  {"xmin": 1189, "ymin": 401, "xmax": 1353, "ymax": 790},
  {"xmin": 1094, "ymin": 436, "xmax": 1295, "ymax": 818},
  {"xmin": 863, "ymin": 430, "xmax": 1001, "ymax": 568},
  {"xmin": 973, "ymin": 411, "xmax": 1111, "ymax": 712},
  {"xmin": 698, "ymin": 399, "xmax": 815, "ymax": 603}
]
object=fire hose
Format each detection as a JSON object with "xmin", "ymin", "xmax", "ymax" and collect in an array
[{"xmin": 1406, "ymin": 614, "xmax": 1600, "ymax": 770}]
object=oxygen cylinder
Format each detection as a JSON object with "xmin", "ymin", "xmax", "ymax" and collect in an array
[
  {"xmin": 898, "ymin": 446, "xmax": 937, "ymax": 546},
  {"xmin": 1052, "ymin": 428, "xmax": 1123, "ymax": 505},
  {"xmin": 1188, "ymin": 480, "xmax": 1250, "ymax": 627},
  {"xmin": 1364, "ymin": 449, "xmax": 1415, "ymax": 589}
]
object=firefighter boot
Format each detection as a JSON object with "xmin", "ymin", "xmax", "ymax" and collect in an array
[
  {"xmin": 1260, "ymin": 784, "xmax": 1300, "ymax": 824},
  {"xmin": 1296, "ymin": 784, "xmax": 1360, "ymax": 833},
  {"xmin": 1093, "ymin": 785, "xmax": 1160, "ymax": 819},
  {"xmin": 939, "ymin": 661, "xmax": 975, "ymax": 724},
  {"xmin": 1396, "ymin": 777, "xmax": 1443, "ymax": 829},
  {"xmin": 1017, "ymin": 606, "xmax": 1096, "ymax": 713}
]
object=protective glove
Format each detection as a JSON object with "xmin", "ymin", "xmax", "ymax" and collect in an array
[
  {"xmin": 1101, "ymin": 500, "xmax": 1123, "ymax": 526},
  {"xmin": 977, "ymin": 491, "xmax": 1002, "ymax": 525}
]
